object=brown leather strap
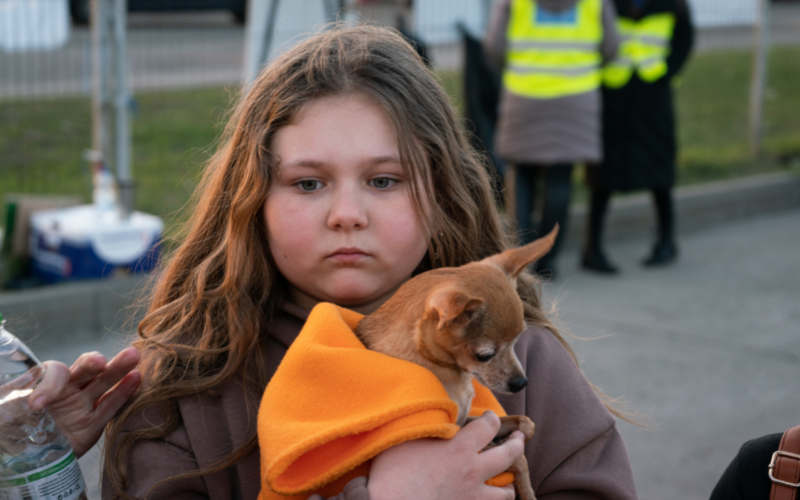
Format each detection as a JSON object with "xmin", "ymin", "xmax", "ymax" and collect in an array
[{"xmin": 770, "ymin": 425, "xmax": 800, "ymax": 500}]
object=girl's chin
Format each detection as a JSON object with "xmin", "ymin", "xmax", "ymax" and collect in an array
[
  {"xmin": 326, "ymin": 290, "xmax": 379, "ymax": 307},
  {"xmin": 323, "ymin": 285, "xmax": 394, "ymax": 312}
]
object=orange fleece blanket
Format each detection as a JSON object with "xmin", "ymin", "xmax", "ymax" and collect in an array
[{"xmin": 257, "ymin": 303, "xmax": 514, "ymax": 500}]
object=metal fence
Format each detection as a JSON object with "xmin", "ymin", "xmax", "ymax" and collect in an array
[
  {"xmin": 1, "ymin": 0, "xmax": 798, "ymax": 206},
  {"xmin": 3, "ymin": 1, "xmax": 795, "ymax": 98}
]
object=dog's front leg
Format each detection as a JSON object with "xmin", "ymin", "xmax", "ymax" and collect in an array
[
  {"xmin": 465, "ymin": 414, "xmax": 536, "ymax": 499},
  {"xmin": 465, "ymin": 415, "xmax": 535, "ymax": 443},
  {"xmin": 495, "ymin": 415, "xmax": 535, "ymax": 442},
  {"xmin": 509, "ymin": 455, "xmax": 536, "ymax": 500}
]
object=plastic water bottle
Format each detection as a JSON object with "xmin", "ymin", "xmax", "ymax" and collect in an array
[
  {"xmin": 93, "ymin": 166, "xmax": 118, "ymax": 218},
  {"xmin": 0, "ymin": 312, "xmax": 88, "ymax": 500}
]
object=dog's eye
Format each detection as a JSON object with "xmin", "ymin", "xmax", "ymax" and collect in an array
[{"xmin": 475, "ymin": 352, "xmax": 495, "ymax": 363}]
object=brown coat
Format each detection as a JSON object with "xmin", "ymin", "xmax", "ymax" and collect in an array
[
  {"xmin": 102, "ymin": 302, "xmax": 637, "ymax": 500},
  {"xmin": 484, "ymin": 0, "xmax": 620, "ymax": 164}
]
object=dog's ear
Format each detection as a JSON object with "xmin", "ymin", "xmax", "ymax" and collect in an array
[
  {"xmin": 426, "ymin": 289, "xmax": 484, "ymax": 331},
  {"xmin": 483, "ymin": 224, "xmax": 559, "ymax": 279}
]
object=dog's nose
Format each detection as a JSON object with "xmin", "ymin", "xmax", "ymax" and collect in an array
[{"xmin": 507, "ymin": 376, "xmax": 528, "ymax": 393}]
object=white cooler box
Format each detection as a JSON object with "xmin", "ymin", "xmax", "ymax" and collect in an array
[{"xmin": 29, "ymin": 205, "xmax": 163, "ymax": 283}]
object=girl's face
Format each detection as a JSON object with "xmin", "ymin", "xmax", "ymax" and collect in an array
[{"xmin": 264, "ymin": 94, "xmax": 431, "ymax": 315}]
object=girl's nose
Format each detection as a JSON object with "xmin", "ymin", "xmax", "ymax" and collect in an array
[{"xmin": 327, "ymin": 187, "xmax": 368, "ymax": 231}]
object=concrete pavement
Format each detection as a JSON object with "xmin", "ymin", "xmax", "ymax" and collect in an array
[
  {"xmin": 548, "ymin": 208, "xmax": 800, "ymax": 499},
  {"xmin": 10, "ymin": 206, "xmax": 796, "ymax": 500}
]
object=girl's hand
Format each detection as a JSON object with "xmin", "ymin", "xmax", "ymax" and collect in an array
[
  {"xmin": 367, "ymin": 411, "xmax": 524, "ymax": 500},
  {"xmin": 28, "ymin": 348, "xmax": 141, "ymax": 458}
]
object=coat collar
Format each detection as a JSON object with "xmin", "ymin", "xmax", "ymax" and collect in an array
[{"xmin": 268, "ymin": 301, "xmax": 310, "ymax": 349}]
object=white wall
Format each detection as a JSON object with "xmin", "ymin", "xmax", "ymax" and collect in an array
[
  {"xmin": 244, "ymin": 0, "xmax": 341, "ymax": 82},
  {"xmin": 688, "ymin": 0, "xmax": 757, "ymax": 27},
  {"xmin": 414, "ymin": 0, "xmax": 489, "ymax": 44},
  {"xmin": 0, "ymin": 0, "xmax": 70, "ymax": 51},
  {"xmin": 411, "ymin": 0, "xmax": 759, "ymax": 48},
  {"xmin": 246, "ymin": 0, "xmax": 760, "ymax": 68}
]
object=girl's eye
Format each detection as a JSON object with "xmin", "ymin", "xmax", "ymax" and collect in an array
[
  {"xmin": 369, "ymin": 177, "xmax": 397, "ymax": 189},
  {"xmin": 297, "ymin": 180, "xmax": 323, "ymax": 192},
  {"xmin": 475, "ymin": 352, "xmax": 495, "ymax": 363}
]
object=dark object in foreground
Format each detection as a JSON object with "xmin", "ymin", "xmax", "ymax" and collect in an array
[{"xmin": 710, "ymin": 425, "xmax": 800, "ymax": 500}]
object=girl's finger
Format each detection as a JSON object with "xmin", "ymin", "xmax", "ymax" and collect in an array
[
  {"xmin": 92, "ymin": 370, "xmax": 141, "ymax": 422},
  {"xmin": 67, "ymin": 352, "xmax": 108, "ymax": 388},
  {"xmin": 75, "ymin": 348, "xmax": 139, "ymax": 402},
  {"xmin": 454, "ymin": 410, "xmax": 502, "ymax": 452},
  {"xmin": 106, "ymin": 348, "xmax": 140, "ymax": 372},
  {"xmin": 29, "ymin": 361, "xmax": 70, "ymax": 410},
  {"xmin": 478, "ymin": 483, "xmax": 516, "ymax": 500},
  {"xmin": 497, "ymin": 483, "xmax": 517, "ymax": 500},
  {"xmin": 476, "ymin": 431, "xmax": 526, "ymax": 479}
]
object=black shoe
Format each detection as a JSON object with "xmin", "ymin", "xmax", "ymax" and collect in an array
[
  {"xmin": 581, "ymin": 249, "xmax": 619, "ymax": 274},
  {"xmin": 643, "ymin": 240, "xmax": 678, "ymax": 266}
]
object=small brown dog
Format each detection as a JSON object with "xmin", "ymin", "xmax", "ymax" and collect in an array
[{"xmin": 353, "ymin": 226, "xmax": 559, "ymax": 500}]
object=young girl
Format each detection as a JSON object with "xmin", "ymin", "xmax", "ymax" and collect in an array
[{"xmin": 39, "ymin": 24, "xmax": 637, "ymax": 500}]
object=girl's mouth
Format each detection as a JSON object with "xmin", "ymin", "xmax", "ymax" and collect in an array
[{"xmin": 328, "ymin": 247, "xmax": 370, "ymax": 263}]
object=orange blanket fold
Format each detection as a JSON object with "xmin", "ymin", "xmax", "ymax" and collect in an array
[{"xmin": 258, "ymin": 303, "xmax": 513, "ymax": 500}]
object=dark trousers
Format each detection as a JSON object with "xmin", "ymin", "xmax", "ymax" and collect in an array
[
  {"xmin": 514, "ymin": 163, "xmax": 573, "ymax": 267},
  {"xmin": 586, "ymin": 186, "xmax": 675, "ymax": 253}
]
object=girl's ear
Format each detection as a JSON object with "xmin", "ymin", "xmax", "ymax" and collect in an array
[
  {"xmin": 425, "ymin": 289, "xmax": 484, "ymax": 331},
  {"xmin": 482, "ymin": 224, "xmax": 559, "ymax": 279}
]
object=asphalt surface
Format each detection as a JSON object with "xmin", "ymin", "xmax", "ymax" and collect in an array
[
  {"xmin": 551, "ymin": 208, "xmax": 800, "ymax": 499},
  {"xmin": 21, "ymin": 207, "xmax": 799, "ymax": 500}
]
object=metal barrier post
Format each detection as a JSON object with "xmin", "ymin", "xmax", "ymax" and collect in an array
[
  {"xmin": 113, "ymin": 0, "xmax": 133, "ymax": 218},
  {"xmin": 90, "ymin": 0, "xmax": 112, "ymax": 170},
  {"xmin": 749, "ymin": 0, "xmax": 771, "ymax": 158}
]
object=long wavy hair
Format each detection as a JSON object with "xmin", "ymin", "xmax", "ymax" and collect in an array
[{"xmin": 103, "ymin": 23, "xmax": 628, "ymax": 500}]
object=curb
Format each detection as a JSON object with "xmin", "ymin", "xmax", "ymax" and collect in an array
[
  {"xmin": 0, "ymin": 274, "xmax": 150, "ymax": 350},
  {"xmin": 1, "ymin": 172, "xmax": 798, "ymax": 346},
  {"xmin": 563, "ymin": 171, "xmax": 800, "ymax": 250}
]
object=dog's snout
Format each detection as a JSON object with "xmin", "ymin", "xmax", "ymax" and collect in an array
[{"xmin": 507, "ymin": 376, "xmax": 528, "ymax": 393}]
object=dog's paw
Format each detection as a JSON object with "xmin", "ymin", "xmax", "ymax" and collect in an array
[
  {"xmin": 493, "ymin": 415, "xmax": 536, "ymax": 443},
  {"xmin": 515, "ymin": 416, "xmax": 535, "ymax": 441}
]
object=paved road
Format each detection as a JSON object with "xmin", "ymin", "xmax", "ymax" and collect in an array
[
  {"xmin": 3, "ymin": 5, "xmax": 800, "ymax": 98},
  {"xmin": 548, "ymin": 208, "xmax": 800, "ymax": 499},
  {"xmin": 27, "ymin": 207, "xmax": 800, "ymax": 500}
]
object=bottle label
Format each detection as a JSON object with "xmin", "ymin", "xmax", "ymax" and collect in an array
[{"xmin": 0, "ymin": 451, "xmax": 86, "ymax": 500}]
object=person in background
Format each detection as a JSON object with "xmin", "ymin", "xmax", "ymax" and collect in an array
[
  {"xmin": 582, "ymin": 0, "xmax": 694, "ymax": 274},
  {"xmin": 484, "ymin": 0, "xmax": 620, "ymax": 279}
]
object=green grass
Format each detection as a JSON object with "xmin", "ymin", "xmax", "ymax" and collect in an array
[
  {"xmin": 675, "ymin": 46, "xmax": 800, "ymax": 183},
  {"xmin": 1, "ymin": 87, "xmax": 237, "ymax": 227},
  {"xmin": 2, "ymin": 47, "xmax": 799, "ymax": 234}
]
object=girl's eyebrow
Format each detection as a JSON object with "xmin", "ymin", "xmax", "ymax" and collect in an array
[
  {"xmin": 282, "ymin": 159, "xmax": 325, "ymax": 169},
  {"xmin": 366, "ymin": 155, "xmax": 402, "ymax": 167},
  {"xmin": 282, "ymin": 156, "xmax": 401, "ymax": 169}
]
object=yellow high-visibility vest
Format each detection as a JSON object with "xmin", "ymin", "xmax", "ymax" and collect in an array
[
  {"xmin": 503, "ymin": 0, "xmax": 603, "ymax": 99},
  {"xmin": 603, "ymin": 13, "xmax": 676, "ymax": 88}
]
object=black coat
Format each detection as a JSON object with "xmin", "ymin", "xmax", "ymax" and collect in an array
[
  {"xmin": 461, "ymin": 26, "xmax": 505, "ymax": 185},
  {"xmin": 709, "ymin": 433, "xmax": 782, "ymax": 500},
  {"xmin": 598, "ymin": 0, "xmax": 694, "ymax": 191}
]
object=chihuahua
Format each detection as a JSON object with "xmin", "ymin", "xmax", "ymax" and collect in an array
[{"xmin": 353, "ymin": 226, "xmax": 559, "ymax": 500}]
